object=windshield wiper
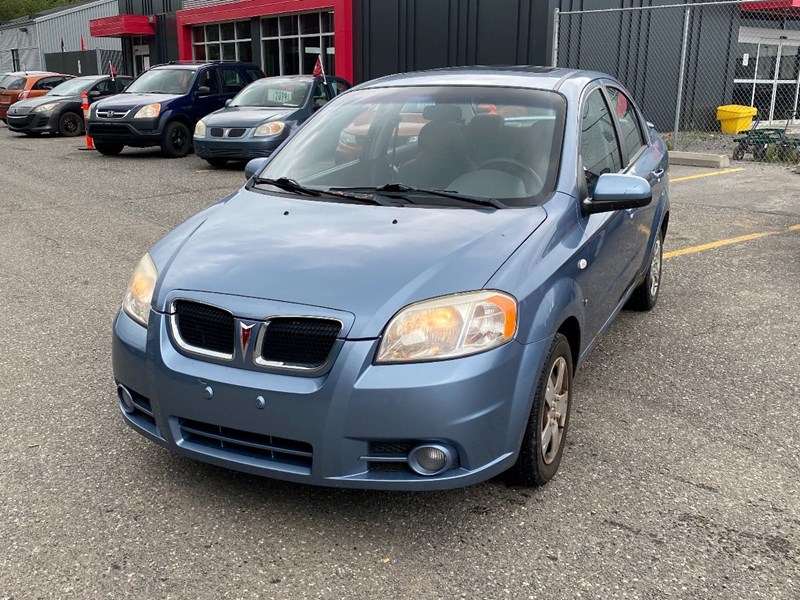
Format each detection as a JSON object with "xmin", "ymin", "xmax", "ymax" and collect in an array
[
  {"xmin": 252, "ymin": 177, "xmax": 397, "ymax": 206},
  {"xmin": 332, "ymin": 183, "xmax": 507, "ymax": 209}
]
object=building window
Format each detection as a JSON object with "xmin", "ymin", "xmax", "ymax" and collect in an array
[
  {"xmin": 261, "ymin": 11, "xmax": 335, "ymax": 77},
  {"xmin": 192, "ymin": 20, "xmax": 252, "ymax": 63},
  {"xmin": 11, "ymin": 49, "xmax": 20, "ymax": 71}
]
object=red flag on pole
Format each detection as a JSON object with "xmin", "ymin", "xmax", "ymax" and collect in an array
[
  {"xmin": 109, "ymin": 60, "xmax": 117, "ymax": 80},
  {"xmin": 80, "ymin": 34, "xmax": 87, "ymax": 51},
  {"xmin": 312, "ymin": 54, "xmax": 326, "ymax": 84}
]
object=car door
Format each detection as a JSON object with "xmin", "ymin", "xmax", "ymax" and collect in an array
[
  {"xmin": 574, "ymin": 85, "xmax": 633, "ymax": 339},
  {"xmin": 604, "ymin": 84, "xmax": 662, "ymax": 277},
  {"xmin": 88, "ymin": 78, "xmax": 115, "ymax": 104},
  {"xmin": 191, "ymin": 68, "xmax": 225, "ymax": 121}
]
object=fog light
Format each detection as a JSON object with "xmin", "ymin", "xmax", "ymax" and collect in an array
[
  {"xmin": 408, "ymin": 444, "xmax": 455, "ymax": 476},
  {"xmin": 117, "ymin": 384, "xmax": 135, "ymax": 414}
]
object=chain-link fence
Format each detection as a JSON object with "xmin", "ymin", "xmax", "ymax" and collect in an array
[{"xmin": 553, "ymin": 0, "xmax": 800, "ymax": 156}]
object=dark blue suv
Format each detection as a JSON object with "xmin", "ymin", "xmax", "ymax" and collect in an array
[{"xmin": 87, "ymin": 61, "xmax": 264, "ymax": 158}]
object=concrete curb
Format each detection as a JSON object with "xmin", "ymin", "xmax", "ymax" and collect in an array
[{"xmin": 669, "ymin": 151, "xmax": 731, "ymax": 168}]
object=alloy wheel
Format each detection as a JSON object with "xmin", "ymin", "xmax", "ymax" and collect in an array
[
  {"xmin": 649, "ymin": 236, "xmax": 662, "ymax": 298},
  {"xmin": 541, "ymin": 356, "xmax": 569, "ymax": 465}
]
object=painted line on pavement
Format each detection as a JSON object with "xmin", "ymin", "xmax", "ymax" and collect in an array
[
  {"xmin": 664, "ymin": 225, "xmax": 799, "ymax": 260},
  {"xmin": 671, "ymin": 168, "xmax": 744, "ymax": 183}
]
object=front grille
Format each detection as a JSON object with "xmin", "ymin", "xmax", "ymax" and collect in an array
[
  {"xmin": 228, "ymin": 128, "xmax": 246, "ymax": 138},
  {"xmin": 259, "ymin": 318, "xmax": 341, "ymax": 369},
  {"xmin": 210, "ymin": 127, "xmax": 224, "ymax": 137},
  {"xmin": 179, "ymin": 418, "xmax": 313, "ymax": 470},
  {"xmin": 174, "ymin": 300, "xmax": 234, "ymax": 356}
]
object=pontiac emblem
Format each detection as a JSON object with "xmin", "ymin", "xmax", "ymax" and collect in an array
[{"xmin": 240, "ymin": 322, "xmax": 255, "ymax": 353}]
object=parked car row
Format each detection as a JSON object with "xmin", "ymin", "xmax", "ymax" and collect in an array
[{"xmin": 2, "ymin": 61, "xmax": 352, "ymax": 167}]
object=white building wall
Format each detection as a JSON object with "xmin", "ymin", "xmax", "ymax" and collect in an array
[
  {"xmin": 0, "ymin": 23, "xmax": 42, "ymax": 72},
  {"xmin": 35, "ymin": 0, "xmax": 121, "ymax": 54}
]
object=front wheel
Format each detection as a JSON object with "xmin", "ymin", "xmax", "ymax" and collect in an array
[
  {"xmin": 505, "ymin": 333, "xmax": 573, "ymax": 487},
  {"xmin": 94, "ymin": 141, "xmax": 124, "ymax": 156},
  {"xmin": 58, "ymin": 111, "xmax": 84, "ymax": 137},
  {"xmin": 161, "ymin": 122, "xmax": 191, "ymax": 158},
  {"xmin": 626, "ymin": 229, "xmax": 663, "ymax": 311}
]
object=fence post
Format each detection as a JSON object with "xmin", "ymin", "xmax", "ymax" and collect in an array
[
  {"xmin": 673, "ymin": 5, "xmax": 691, "ymax": 150},
  {"xmin": 551, "ymin": 8, "xmax": 560, "ymax": 67}
]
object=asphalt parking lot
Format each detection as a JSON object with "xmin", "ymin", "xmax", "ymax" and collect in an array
[{"xmin": 0, "ymin": 125, "xmax": 798, "ymax": 600}]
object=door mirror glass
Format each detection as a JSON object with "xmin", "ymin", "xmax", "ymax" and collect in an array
[{"xmin": 582, "ymin": 173, "xmax": 651, "ymax": 214}]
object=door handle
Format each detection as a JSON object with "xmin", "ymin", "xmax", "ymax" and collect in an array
[{"xmin": 651, "ymin": 168, "xmax": 665, "ymax": 182}]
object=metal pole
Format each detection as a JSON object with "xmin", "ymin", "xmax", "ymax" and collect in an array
[
  {"xmin": 551, "ymin": 8, "xmax": 560, "ymax": 67},
  {"xmin": 673, "ymin": 5, "xmax": 691, "ymax": 150}
]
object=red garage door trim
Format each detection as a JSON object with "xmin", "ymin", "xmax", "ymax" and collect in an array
[
  {"xmin": 89, "ymin": 14, "xmax": 156, "ymax": 37},
  {"xmin": 176, "ymin": 0, "xmax": 353, "ymax": 83},
  {"xmin": 742, "ymin": 0, "xmax": 800, "ymax": 12}
]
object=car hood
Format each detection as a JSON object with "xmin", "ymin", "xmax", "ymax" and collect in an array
[
  {"xmin": 203, "ymin": 107, "xmax": 298, "ymax": 128},
  {"xmin": 155, "ymin": 187, "xmax": 547, "ymax": 338},
  {"xmin": 95, "ymin": 93, "xmax": 179, "ymax": 110},
  {"xmin": 12, "ymin": 95, "xmax": 74, "ymax": 110}
]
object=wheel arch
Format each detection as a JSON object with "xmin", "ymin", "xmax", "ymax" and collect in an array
[{"xmin": 556, "ymin": 316, "xmax": 580, "ymax": 370}]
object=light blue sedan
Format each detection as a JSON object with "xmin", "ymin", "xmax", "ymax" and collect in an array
[{"xmin": 113, "ymin": 66, "xmax": 669, "ymax": 490}]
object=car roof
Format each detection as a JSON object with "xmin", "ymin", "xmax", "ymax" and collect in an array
[
  {"xmin": 150, "ymin": 61, "xmax": 261, "ymax": 71},
  {"xmin": 359, "ymin": 65, "xmax": 610, "ymax": 92}
]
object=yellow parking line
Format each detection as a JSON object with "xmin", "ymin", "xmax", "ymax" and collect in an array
[
  {"xmin": 664, "ymin": 224, "xmax": 799, "ymax": 259},
  {"xmin": 671, "ymin": 168, "xmax": 744, "ymax": 183}
]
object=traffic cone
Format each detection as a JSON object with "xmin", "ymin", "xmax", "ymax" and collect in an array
[{"xmin": 80, "ymin": 91, "xmax": 94, "ymax": 150}]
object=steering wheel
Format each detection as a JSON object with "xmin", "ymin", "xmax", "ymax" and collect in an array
[{"xmin": 475, "ymin": 158, "xmax": 544, "ymax": 194}]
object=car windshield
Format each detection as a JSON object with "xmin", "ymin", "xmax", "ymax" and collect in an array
[
  {"xmin": 124, "ymin": 68, "xmax": 195, "ymax": 95},
  {"xmin": 258, "ymin": 85, "xmax": 566, "ymax": 205},
  {"xmin": 47, "ymin": 77, "xmax": 96, "ymax": 97},
  {"xmin": 0, "ymin": 75, "xmax": 25, "ymax": 90},
  {"xmin": 231, "ymin": 79, "xmax": 311, "ymax": 108}
]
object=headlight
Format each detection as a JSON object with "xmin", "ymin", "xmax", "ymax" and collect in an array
[
  {"xmin": 33, "ymin": 102, "xmax": 58, "ymax": 113},
  {"xmin": 376, "ymin": 291, "xmax": 517, "ymax": 364},
  {"xmin": 122, "ymin": 253, "xmax": 158, "ymax": 327},
  {"xmin": 253, "ymin": 121, "xmax": 285, "ymax": 137},
  {"xmin": 194, "ymin": 119, "xmax": 207, "ymax": 138},
  {"xmin": 134, "ymin": 103, "xmax": 161, "ymax": 119},
  {"xmin": 339, "ymin": 131, "xmax": 357, "ymax": 145}
]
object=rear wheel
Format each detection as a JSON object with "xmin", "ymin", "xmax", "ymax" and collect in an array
[
  {"xmin": 626, "ymin": 229, "xmax": 663, "ymax": 311},
  {"xmin": 205, "ymin": 158, "xmax": 228, "ymax": 168},
  {"xmin": 505, "ymin": 333, "xmax": 573, "ymax": 487},
  {"xmin": 58, "ymin": 111, "xmax": 84, "ymax": 137},
  {"xmin": 94, "ymin": 141, "xmax": 124, "ymax": 156},
  {"xmin": 161, "ymin": 122, "xmax": 191, "ymax": 158},
  {"xmin": 732, "ymin": 143, "xmax": 745, "ymax": 161}
]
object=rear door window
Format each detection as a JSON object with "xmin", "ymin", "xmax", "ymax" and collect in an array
[
  {"xmin": 606, "ymin": 86, "xmax": 647, "ymax": 164},
  {"xmin": 219, "ymin": 68, "xmax": 246, "ymax": 94},
  {"xmin": 34, "ymin": 77, "xmax": 68, "ymax": 91}
]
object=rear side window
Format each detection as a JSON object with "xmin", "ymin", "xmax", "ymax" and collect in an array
[
  {"xmin": 245, "ymin": 68, "xmax": 264, "ymax": 83},
  {"xmin": 34, "ymin": 76, "xmax": 68, "ymax": 90},
  {"xmin": 606, "ymin": 86, "xmax": 647, "ymax": 163},
  {"xmin": 0, "ymin": 76, "xmax": 25, "ymax": 90},
  {"xmin": 580, "ymin": 89, "xmax": 622, "ymax": 189},
  {"xmin": 219, "ymin": 68, "xmax": 246, "ymax": 94}
]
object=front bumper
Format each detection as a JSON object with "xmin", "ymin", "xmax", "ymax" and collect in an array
[
  {"xmin": 112, "ymin": 305, "xmax": 549, "ymax": 490},
  {"xmin": 6, "ymin": 110, "xmax": 59, "ymax": 134},
  {"xmin": 87, "ymin": 117, "xmax": 162, "ymax": 147},
  {"xmin": 194, "ymin": 136, "xmax": 281, "ymax": 161}
]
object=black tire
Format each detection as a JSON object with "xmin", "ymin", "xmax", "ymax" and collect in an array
[
  {"xmin": 626, "ymin": 228, "xmax": 663, "ymax": 311},
  {"xmin": 94, "ymin": 141, "xmax": 124, "ymax": 156},
  {"xmin": 732, "ymin": 144, "xmax": 745, "ymax": 161},
  {"xmin": 505, "ymin": 333, "xmax": 573, "ymax": 487},
  {"xmin": 205, "ymin": 158, "xmax": 228, "ymax": 168},
  {"xmin": 753, "ymin": 145, "xmax": 768, "ymax": 161},
  {"xmin": 161, "ymin": 121, "xmax": 191, "ymax": 158},
  {"xmin": 58, "ymin": 111, "xmax": 84, "ymax": 137}
]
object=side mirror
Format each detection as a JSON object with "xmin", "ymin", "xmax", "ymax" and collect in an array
[
  {"xmin": 88, "ymin": 90, "xmax": 101, "ymax": 99},
  {"xmin": 582, "ymin": 173, "xmax": 651, "ymax": 214},
  {"xmin": 196, "ymin": 86, "xmax": 211, "ymax": 97},
  {"xmin": 224, "ymin": 98, "xmax": 232, "ymax": 107},
  {"xmin": 244, "ymin": 157, "xmax": 270, "ymax": 180}
]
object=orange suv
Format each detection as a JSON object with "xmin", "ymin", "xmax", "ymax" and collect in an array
[{"xmin": 0, "ymin": 72, "xmax": 73, "ymax": 123}]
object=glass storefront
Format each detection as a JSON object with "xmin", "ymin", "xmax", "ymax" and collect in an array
[
  {"xmin": 734, "ymin": 29, "xmax": 800, "ymax": 123},
  {"xmin": 261, "ymin": 11, "xmax": 335, "ymax": 77}
]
